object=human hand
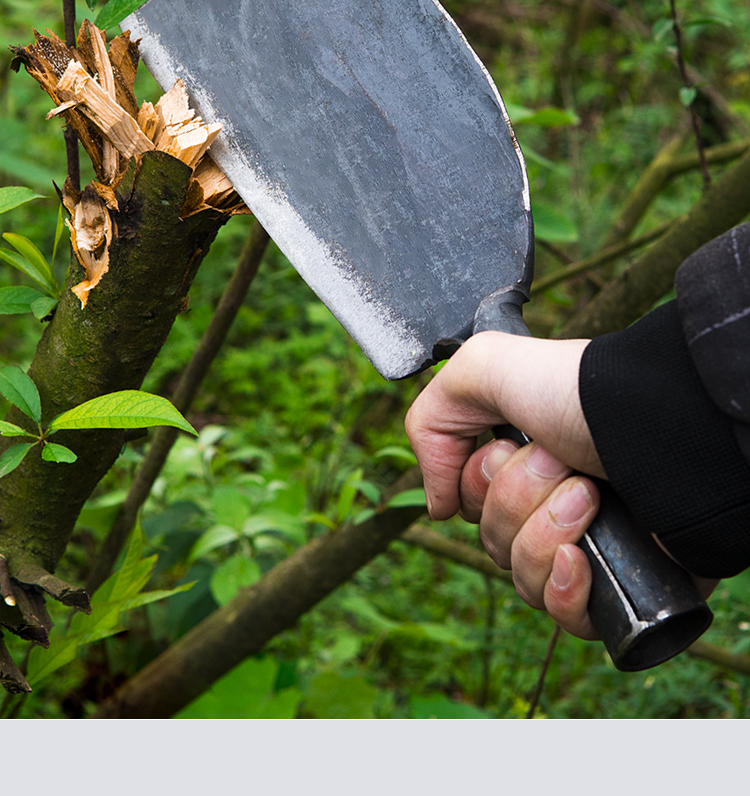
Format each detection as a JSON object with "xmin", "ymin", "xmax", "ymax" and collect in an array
[{"xmin": 405, "ymin": 331, "xmax": 604, "ymax": 638}]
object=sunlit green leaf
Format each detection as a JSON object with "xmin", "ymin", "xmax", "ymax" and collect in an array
[
  {"xmin": 0, "ymin": 365, "xmax": 41, "ymax": 424},
  {"xmin": 679, "ymin": 86, "xmax": 698, "ymax": 107},
  {"xmin": 385, "ymin": 488, "xmax": 427, "ymax": 509},
  {"xmin": 0, "ymin": 286, "xmax": 47, "ymax": 315},
  {"xmin": 337, "ymin": 467, "xmax": 363, "ymax": 523},
  {"xmin": 0, "ymin": 442, "xmax": 35, "ymax": 479},
  {"xmin": 517, "ymin": 107, "xmax": 580, "ymax": 127},
  {"xmin": 0, "ymin": 186, "xmax": 46, "ymax": 215},
  {"xmin": 48, "ymin": 390, "xmax": 197, "ymax": 434},
  {"xmin": 304, "ymin": 671, "xmax": 378, "ymax": 719},
  {"xmin": 305, "ymin": 511, "xmax": 337, "ymax": 530},
  {"xmin": 0, "ymin": 420, "xmax": 36, "ymax": 438},
  {"xmin": 210, "ymin": 554, "xmax": 261, "ymax": 605},
  {"xmin": 374, "ymin": 445, "xmax": 418, "ymax": 466},
  {"xmin": 0, "ymin": 248, "xmax": 56, "ymax": 296},
  {"xmin": 41, "ymin": 442, "xmax": 77, "ymax": 463},
  {"xmin": 51, "ymin": 206, "xmax": 66, "ymax": 270},
  {"xmin": 176, "ymin": 657, "xmax": 302, "ymax": 719},
  {"xmin": 533, "ymin": 203, "xmax": 578, "ymax": 243},
  {"xmin": 189, "ymin": 524, "xmax": 239, "ymax": 562},
  {"xmin": 242, "ymin": 510, "xmax": 307, "ymax": 545},
  {"xmin": 31, "ymin": 296, "xmax": 58, "ymax": 320},
  {"xmin": 2, "ymin": 233, "xmax": 57, "ymax": 296},
  {"xmin": 95, "ymin": 0, "xmax": 150, "ymax": 30},
  {"xmin": 411, "ymin": 694, "xmax": 492, "ymax": 720}
]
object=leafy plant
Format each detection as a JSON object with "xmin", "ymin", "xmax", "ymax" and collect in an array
[
  {"xmin": 0, "ymin": 364, "xmax": 196, "ymax": 477},
  {"xmin": 26, "ymin": 521, "xmax": 194, "ymax": 686}
]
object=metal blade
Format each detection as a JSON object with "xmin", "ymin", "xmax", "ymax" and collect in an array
[{"xmin": 125, "ymin": 0, "xmax": 533, "ymax": 379}]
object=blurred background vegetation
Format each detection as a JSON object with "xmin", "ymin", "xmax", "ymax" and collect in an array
[{"xmin": 2, "ymin": 0, "xmax": 750, "ymax": 718}]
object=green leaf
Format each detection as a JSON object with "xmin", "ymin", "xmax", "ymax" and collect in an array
[
  {"xmin": 2, "ymin": 234, "xmax": 57, "ymax": 296},
  {"xmin": 0, "ymin": 286, "xmax": 48, "ymax": 315},
  {"xmin": 210, "ymin": 554, "xmax": 261, "ymax": 605},
  {"xmin": 0, "ymin": 443, "xmax": 35, "ymax": 479},
  {"xmin": 95, "ymin": 0, "xmax": 150, "ymax": 30},
  {"xmin": 176, "ymin": 658, "xmax": 302, "ymax": 719},
  {"xmin": 0, "ymin": 420, "xmax": 36, "ymax": 438},
  {"xmin": 121, "ymin": 581, "xmax": 196, "ymax": 611},
  {"xmin": 41, "ymin": 442, "xmax": 77, "ymax": 463},
  {"xmin": 0, "ymin": 366, "xmax": 42, "ymax": 424},
  {"xmin": 533, "ymin": 203, "xmax": 578, "ymax": 243},
  {"xmin": 679, "ymin": 86, "xmax": 698, "ymax": 107},
  {"xmin": 653, "ymin": 18, "xmax": 674, "ymax": 42},
  {"xmin": 516, "ymin": 107, "xmax": 580, "ymax": 128},
  {"xmin": 93, "ymin": 521, "xmax": 148, "ymax": 604},
  {"xmin": 212, "ymin": 485, "xmax": 251, "ymax": 532},
  {"xmin": 385, "ymin": 488, "xmax": 428, "ymax": 509},
  {"xmin": 31, "ymin": 296, "xmax": 58, "ymax": 320},
  {"xmin": 337, "ymin": 467, "xmax": 364, "ymax": 523},
  {"xmin": 242, "ymin": 510, "xmax": 307, "ymax": 545},
  {"xmin": 0, "ymin": 186, "xmax": 46, "ymax": 215},
  {"xmin": 48, "ymin": 390, "xmax": 197, "ymax": 435},
  {"xmin": 304, "ymin": 671, "xmax": 378, "ymax": 719},
  {"xmin": 0, "ymin": 248, "xmax": 56, "ymax": 296},
  {"xmin": 189, "ymin": 524, "xmax": 239, "ymax": 562},
  {"xmin": 26, "ymin": 627, "xmax": 124, "ymax": 686},
  {"xmin": 374, "ymin": 445, "xmax": 418, "ymax": 466},
  {"xmin": 411, "ymin": 694, "xmax": 492, "ymax": 720},
  {"xmin": 51, "ymin": 206, "xmax": 66, "ymax": 270},
  {"xmin": 305, "ymin": 511, "xmax": 337, "ymax": 530}
]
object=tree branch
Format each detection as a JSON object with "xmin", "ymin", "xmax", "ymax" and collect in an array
[
  {"xmin": 559, "ymin": 145, "xmax": 750, "ymax": 338},
  {"xmin": 86, "ymin": 219, "xmax": 270, "ymax": 594},
  {"xmin": 531, "ymin": 219, "xmax": 674, "ymax": 296}
]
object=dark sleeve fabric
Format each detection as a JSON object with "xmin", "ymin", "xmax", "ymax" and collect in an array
[{"xmin": 579, "ymin": 295, "xmax": 750, "ymax": 580}]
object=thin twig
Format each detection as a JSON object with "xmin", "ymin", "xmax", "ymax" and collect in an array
[
  {"xmin": 86, "ymin": 220, "xmax": 270, "ymax": 594},
  {"xmin": 62, "ymin": 0, "xmax": 80, "ymax": 191},
  {"xmin": 670, "ymin": 0, "xmax": 711, "ymax": 191},
  {"xmin": 526, "ymin": 623, "xmax": 561, "ymax": 719},
  {"xmin": 531, "ymin": 219, "xmax": 675, "ymax": 296}
]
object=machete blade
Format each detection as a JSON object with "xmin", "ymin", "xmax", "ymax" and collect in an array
[{"xmin": 125, "ymin": 0, "xmax": 533, "ymax": 379}]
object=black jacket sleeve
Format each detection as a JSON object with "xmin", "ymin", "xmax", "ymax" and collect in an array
[{"xmin": 578, "ymin": 223, "xmax": 750, "ymax": 579}]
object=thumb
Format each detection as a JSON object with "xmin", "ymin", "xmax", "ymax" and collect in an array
[{"xmin": 405, "ymin": 332, "xmax": 602, "ymax": 519}]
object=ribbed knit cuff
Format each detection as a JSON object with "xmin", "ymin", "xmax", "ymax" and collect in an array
[{"xmin": 579, "ymin": 301, "xmax": 750, "ymax": 578}]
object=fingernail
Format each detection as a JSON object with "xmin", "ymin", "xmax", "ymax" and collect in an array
[
  {"xmin": 526, "ymin": 446, "xmax": 568, "ymax": 478},
  {"xmin": 481, "ymin": 440, "xmax": 517, "ymax": 482},
  {"xmin": 548, "ymin": 480, "xmax": 593, "ymax": 527},
  {"xmin": 425, "ymin": 491, "xmax": 434, "ymax": 517},
  {"xmin": 551, "ymin": 545, "xmax": 575, "ymax": 590}
]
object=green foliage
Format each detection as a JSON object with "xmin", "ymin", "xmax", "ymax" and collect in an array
[
  {"xmin": 26, "ymin": 521, "xmax": 194, "ymax": 687},
  {"xmin": 0, "ymin": 187, "xmax": 46, "ymax": 215},
  {"xmin": 95, "ymin": 0, "xmax": 150, "ymax": 31},
  {"xmin": 176, "ymin": 657, "xmax": 302, "ymax": 719},
  {"xmin": 0, "ymin": 371, "xmax": 196, "ymax": 476}
]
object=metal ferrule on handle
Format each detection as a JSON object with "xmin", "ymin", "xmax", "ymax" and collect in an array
[{"xmin": 475, "ymin": 296, "xmax": 713, "ymax": 672}]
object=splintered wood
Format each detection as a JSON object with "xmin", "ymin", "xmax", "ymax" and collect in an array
[{"xmin": 12, "ymin": 21, "xmax": 249, "ymax": 308}]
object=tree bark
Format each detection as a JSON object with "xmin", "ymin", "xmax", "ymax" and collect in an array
[{"xmin": 0, "ymin": 152, "xmax": 229, "ymax": 585}]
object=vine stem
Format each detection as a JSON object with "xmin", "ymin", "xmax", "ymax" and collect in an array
[
  {"xmin": 526, "ymin": 623, "xmax": 561, "ymax": 719},
  {"xmin": 62, "ymin": 0, "xmax": 80, "ymax": 191},
  {"xmin": 669, "ymin": 0, "xmax": 711, "ymax": 191}
]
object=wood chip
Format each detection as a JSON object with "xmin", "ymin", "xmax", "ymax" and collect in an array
[{"xmin": 57, "ymin": 59, "xmax": 154, "ymax": 161}]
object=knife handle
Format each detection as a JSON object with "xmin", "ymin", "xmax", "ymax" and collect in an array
[{"xmin": 493, "ymin": 423, "xmax": 713, "ymax": 671}]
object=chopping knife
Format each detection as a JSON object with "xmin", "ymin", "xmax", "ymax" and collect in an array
[{"xmin": 123, "ymin": 0, "xmax": 712, "ymax": 670}]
